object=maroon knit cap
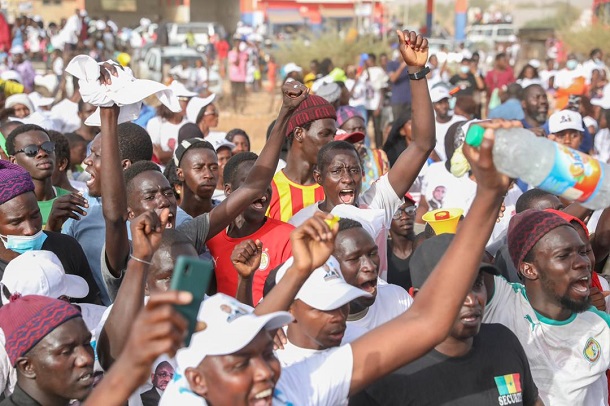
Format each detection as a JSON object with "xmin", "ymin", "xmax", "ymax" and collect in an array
[
  {"xmin": 285, "ymin": 94, "xmax": 336, "ymax": 137},
  {"xmin": 0, "ymin": 295, "xmax": 81, "ymax": 366},
  {"xmin": 507, "ymin": 209, "xmax": 572, "ymax": 269},
  {"xmin": 0, "ymin": 160, "xmax": 35, "ymax": 205}
]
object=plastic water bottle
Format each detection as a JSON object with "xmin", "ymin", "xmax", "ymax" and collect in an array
[{"xmin": 466, "ymin": 126, "xmax": 610, "ymax": 210}]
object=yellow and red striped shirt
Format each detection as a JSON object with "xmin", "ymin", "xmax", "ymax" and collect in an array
[{"xmin": 267, "ymin": 170, "xmax": 325, "ymax": 222}]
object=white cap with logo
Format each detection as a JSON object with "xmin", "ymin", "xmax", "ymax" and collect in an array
[
  {"xmin": 176, "ymin": 293, "xmax": 292, "ymax": 370},
  {"xmin": 548, "ymin": 109, "xmax": 584, "ymax": 134},
  {"xmin": 275, "ymin": 256, "xmax": 371, "ymax": 311},
  {"xmin": 0, "ymin": 250, "xmax": 89, "ymax": 305},
  {"xmin": 430, "ymin": 86, "xmax": 451, "ymax": 103}
]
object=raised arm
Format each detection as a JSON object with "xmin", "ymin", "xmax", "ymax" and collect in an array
[
  {"xmin": 83, "ymin": 291, "xmax": 190, "ymax": 406},
  {"xmin": 254, "ymin": 212, "xmax": 337, "ymax": 316},
  {"xmin": 348, "ymin": 121, "xmax": 514, "ymax": 395},
  {"xmin": 97, "ymin": 209, "xmax": 169, "ymax": 370},
  {"xmin": 206, "ymin": 81, "xmax": 308, "ymax": 240},
  {"xmin": 387, "ymin": 31, "xmax": 436, "ymax": 198},
  {"xmin": 99, "ymin": 105, "xmax": 131, "ymax": 277}
]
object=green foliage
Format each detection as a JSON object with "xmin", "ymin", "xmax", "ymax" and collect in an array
[{"xmin": 273, "ymin": 31, "xmax": 392, "ymax": 70}]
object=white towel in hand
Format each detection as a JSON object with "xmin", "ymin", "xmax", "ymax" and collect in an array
[{"xmin": 65, "ymin": 55, "xmax": 181, "ymax": 126}]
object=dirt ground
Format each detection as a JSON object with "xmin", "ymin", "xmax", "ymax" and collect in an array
[{"xmin": 214, "ymin": 86, "xmax": 281, "ymax": 153}]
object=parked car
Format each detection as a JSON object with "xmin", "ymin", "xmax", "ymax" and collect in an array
[
  {"xmin": 137, "ymin": 46, "xmax": 223, "ymax": 96},
  {"xmin": 467, "ymin": 23, "xmax": 516, "ymax": 47},
  {"xmin": 168, "ymin": 22, "xmax": 227, "ymax": 48}
]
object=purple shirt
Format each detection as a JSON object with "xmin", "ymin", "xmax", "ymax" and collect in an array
[{"xmin": 14, "ymin": 61, "xmax": 35, "ymax": 92}]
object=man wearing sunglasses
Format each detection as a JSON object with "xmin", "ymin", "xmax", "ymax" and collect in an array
[
  {"xmin": 5, "ymin": 124, "xmax": 88, "ymax": 231},
  {"xmin": 387, "ymin": 194, "xmax": 417, "ymax": 290},
  {"xmin": 0, "ymin": 160, "xmax": 100, "ymax": 304}
]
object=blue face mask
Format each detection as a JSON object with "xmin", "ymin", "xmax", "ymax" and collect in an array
[
  {"xmin": 460, "ymin": 65, "xmax": 470, "ymax": 74},
  {"xmin": 0, "ymin": 230, "xmax": 47, "ymax": 254},
  {"xmin": 566, "ymin": 60, "xmax": 578, "ymax": 71}
]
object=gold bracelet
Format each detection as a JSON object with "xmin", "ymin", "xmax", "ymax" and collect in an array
[{"xmin": 129, "ymin": 254, "xmax": 152, "ymax": 266}]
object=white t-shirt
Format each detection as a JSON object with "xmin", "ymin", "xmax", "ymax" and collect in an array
[
  {"xmin": 582, "ymin": 59, "xmax": 607, "ymax": 84},
  {"xmin": 420, "ymin": 161, "xmax": 477, "ymax": 214},
  {"xmin": 433, "ymin": 114, "xmax": 467, "ymax": 161},
  {"xmin": 594, "ymin": 128, "xmax": 610, "ymax": 164},
  {"xmin": 554, "ymin": 67, "xmax": 584, "ymax": 89},
  {"xmin": 538, "ymin": 69, "xmax": 557, "ymax": 90},
  {"xmin": 146, "ymin": 117, "xmax": 187, "ymax": 152},
  {"xmin": 289, "ymin": 174, "xmax": 403, "ymax": 280},
  {"xmin": 484, "ymin": 276, "xmax": 610, "ymax": 405},
  {"xmin": 361, "ymin": 66, "xmax": 388, "ymax": 111},
  {"xmin": 344, "ymin": 280, "xmax": 412, "ymax": 341},
  {"xmin": 62, "ymin": 14, "xmax": 81, "ymax": 45},
  {"xmin": 346, "ymin": 78, "xmax": 366, "ymax": 108},
  {"xmin": 53, "ymin": 57, "xmax": 64, "ymax": 76},
  {"xmin": 275, "ymin": 340, "xmax": 324, "ymax": 368},
  {"xmin": 160, "ymin": 344, "xmax": 353, "ymax": 406}
]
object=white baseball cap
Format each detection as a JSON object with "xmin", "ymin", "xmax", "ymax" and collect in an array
[
  {"xmin": 205, "ymin": 131, "xmax": 234, "ymax": 152},
  {"xmin": 176, "ymin": 293, "xmax": 292, "ymax": 370},
  {"xmin": 548, "ymin": 109, "xmax": 584, "ymax": 134},
  {"xmin": 1, "ymin": 70, "xmax": 22, "ymax": 83},
  {"xmin": 186, "ymin": 94, "xmax": 216, "ymax": 123},
  {"xmin": 0, "ymin": 251, "xmax": 89, "ymax": 305},
  {"xmin": 9, "ymin": 45, "xmax": 24, "ymax": 55},
  {"xmin": 430, "ymin": 86, "xmax": 451, "ymax": 103},
  {"xmin": 275, "ymin": 256, "xmax": 371, "ymax": 311},
  {"xmin": 284, "ymin": 62, "xmax": 302, "ymax": 75},
  {"xmin": 169, "ymin": 80, "xmax": 198, "ymax": 98}
]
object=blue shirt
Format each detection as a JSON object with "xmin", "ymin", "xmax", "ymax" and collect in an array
[
  {"xmin": 386, "ymin": 60, "xmax": 412, "ymax": 105},
  {"xmin": 63, "ymin": 194, "xmax": 192, "ymax": 305},
  {"xmin": 488, "ymin": 98, "xmax": 524, "ymax": 121},
  {"xmin": 133, "ymin": 104, "xmax": 157, "ymax": 129}
]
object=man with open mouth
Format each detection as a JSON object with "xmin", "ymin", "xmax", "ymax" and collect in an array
[
  {"xmin": 483, "ymin": 209, "xmax": 610, "ymax": 405},
  {"xmin": 288, "ymin": 29, "xmax": 435, "ymax": 281},
  {"xmin": 333, "ymin": 218, "xmax": 413, "ymax": 340},
  {"xmin": 350, "ymin": 234, "xmax": 542, "ymax": 406},
  {"xmin": 97, "ymin": 81, "xmax": 309, "ymax": 301}
]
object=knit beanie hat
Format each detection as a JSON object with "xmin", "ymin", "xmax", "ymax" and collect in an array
[
  {"xmin": 0, "ymin": 295, "xmax": 81, "ymax": 366},
  {"xmin": 0, "ymin": 160, "xmax": 35, "ymax": 205},
  {"xmin": 507, "ymin": 209, "xmax": 572, "ymax": 268},
  {"xmin": 285, "ymin": 95, "xmax": 336, "ymax": 137},
  {"xmin": 336, "ymin": 105, "xmax": 365, "ymax": 128}
]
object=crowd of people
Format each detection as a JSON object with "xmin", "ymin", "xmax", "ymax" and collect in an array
[{"xmin": 0, "ymin": 7, "xmax": 608, "ymax": 406}]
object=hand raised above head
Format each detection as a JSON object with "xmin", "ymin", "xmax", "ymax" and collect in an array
[
  {"xmin": 396, "ymin": 30, "xmax": 429, "ymax": 68},
  {"xmin": 290, "ymin": 212, "xmax": 338, "ymax": 276},
  {"xmin": 462, "ymin": 120, "xmax": 521, "ymax": 193},
  {"xmin": 281, "ymin": 79, "xmax": 309, "ymax": 110}
]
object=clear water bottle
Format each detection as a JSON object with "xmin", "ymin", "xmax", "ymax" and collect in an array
[{"xmin": 466, "ymin": 126, "xmax": 610, "ymax": 210}]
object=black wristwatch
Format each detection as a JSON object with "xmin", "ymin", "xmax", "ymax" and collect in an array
[{"xmin": 408, "ymin": 66, "xmax": 430, "ymax": 80}]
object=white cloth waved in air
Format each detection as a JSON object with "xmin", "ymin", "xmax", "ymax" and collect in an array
[{"xmin": 65, "ymin": 55, "xmax": 181, "ymax": 126}]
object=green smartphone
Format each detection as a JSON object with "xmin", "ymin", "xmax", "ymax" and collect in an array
[{"xmin": 170, "ymin": 256, "xmax": 214, "ymax": 346}]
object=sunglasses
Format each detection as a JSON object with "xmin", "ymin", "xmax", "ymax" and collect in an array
[
  {"xmin": 14, "ymin": 141, "xmax": 55, "ymax": 157},
  {"xmin": 393, "ymin": 205, "xmax": 417, "ymax": 219}
]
